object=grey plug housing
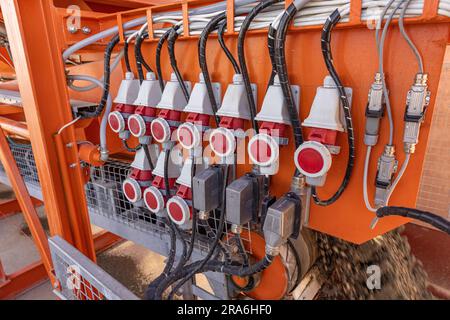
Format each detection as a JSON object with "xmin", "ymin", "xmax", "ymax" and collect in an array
[
  {"xmin": 192, "ymin": 166, "xmax": 223, "ymax": 213},
  {"xmin": 263, "ymin": 196, "xmax": 296, "ymax": 256},
  {"xmin": 225, "ymin": 174, "xmax": 264, "ymax": 226}
]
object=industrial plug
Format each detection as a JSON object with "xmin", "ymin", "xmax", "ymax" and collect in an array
[
  {"xmin": 263, "ymin": 193, "xmax": 301, "ymax": 256},
  {"xmin": 192, "ymin": 166, "xmax": 224, "ymax": 215},
  {"xmin": 225, "ymin": 173, "xmax": 264, "ymax": 233},
  {"xmin": 403, "ymin": 73, "xmax": 431, "ymax": 154},
  {"xmin": 374, "ymin": 145, "xmax": 398, "ymax": 207},
  {"xmin": 364, "ymin": 73, "xmax": 385, "ymax": 146}
]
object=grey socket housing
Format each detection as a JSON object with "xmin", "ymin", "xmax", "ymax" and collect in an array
[
  {"xmin": 263, "ymin": 196, "xmax": 296, "ymax": 254},
  {"xmin": 225, "ymin": 175, "xmax": 257, "ymax": 226},
  {"xmin": 192, "ymin": 166, "xmax": 223, "ymax": 213}
]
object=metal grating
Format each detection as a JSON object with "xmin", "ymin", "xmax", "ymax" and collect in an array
[
  {"xmin": 49, "ymin": 236, "xmax": 139, "ymax": 300},
  {"xmin": 0, "ymin": 138, "xmax": 40, "ymax": 186},
  {"xmin": 86, "ymin": 159, "xmax": 253, "ymax": 258}
]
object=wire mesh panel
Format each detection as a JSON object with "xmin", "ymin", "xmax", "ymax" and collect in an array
[
  {"xmin": 86, "ymin": 160, "xmax": 167, "ymax": 237},
  {"xmin": 0, "ymin": 139, "xmax": 43, "ymax": 200},
  {"xmin": 49, "ymin": 236, "xmax": 139, "ymax": 300},
  {"xmin": 85, "ymin": 159, "xmax": 253, "ymax": 259}
]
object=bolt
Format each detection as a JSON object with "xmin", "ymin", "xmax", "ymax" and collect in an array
[
  {"xmin": 66, "ymin": 143, "xmax": 74, "ymax": 148},
  {"xmin": 81, "ymin": 26, "xmax": 92, "ymax": 35},
  {"xmin": 70, "ymin": 163, "xmax": 78, "ymax": 169},
  {"xmin": 68, "ymin": 25, "xmax": 78, "ymax": 34},
  {"xmin": 231, "ymin": 224, "xmax": 242, "ymax": 234}
]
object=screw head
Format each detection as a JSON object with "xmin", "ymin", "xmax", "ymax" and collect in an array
[
  {"xmin": 68, "ymin": 25, "xmax": 78, "ymax": 34},
  {"xmin": 81, "ymin": 26, "xmax": 91, "ymax": 35}
]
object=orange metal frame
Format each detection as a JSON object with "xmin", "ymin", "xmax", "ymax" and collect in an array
[
  {"xmin": 0, "ymin": 2, "xmax": 447, "ymax": 294},
  {"xmin": 0, "ymin": 116, "xmax": 121, "ymax": 299}
]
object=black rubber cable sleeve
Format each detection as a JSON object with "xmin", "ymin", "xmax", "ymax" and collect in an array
[
  {"xmin": 79, "ymin": 34, "xmax": 120, "ymax": 119},
  {"xmin": 311, "ymin": 9, "xmax": 355, "ymax": 206},
  {"xmin": 274, "ymin": 3, "xmax": 304, "ymax": 165},
  {"xmin": 198, "ymin": 12, "xmax": 227, "ymax": 126},
  {"xmin": 238, "ymin": 0, "xmax": 282, "ymax": 134},
  {"xmin": 217, "ymin": 21, "xmax": 241, "ymax": 74},
  {"xmin": 376, "ymin": 207, "xmax": 450, "ymax": 234},
  {"xmin": 167, "ymin": 28, "xmax": 190, "ymax": 103},
  {"xmin": 156, "ymin": 29, "xmax": 174, "ymax": 92}
]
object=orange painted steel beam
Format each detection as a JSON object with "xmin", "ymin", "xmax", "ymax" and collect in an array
[
  {"xmin": 0, "ymin": 197, "xmax": 43, "ymax": 219},
  {"xmin": 0, "ymin": 129, "xmax": 55, "ymax": 284},
  {"xmin": 0, "ymin": 116, "xmax": 29, "ymax": 139},
  {"xmin": 0, "ymin": 0, "xmax": 96, "ymax": 259},
  {"xmin": 93, "ymin": 230, "xmax": 123, "ymax": 253},
  {"xmin": 0, "ymin": 261, "xmax": 48, "ymax": 299}
]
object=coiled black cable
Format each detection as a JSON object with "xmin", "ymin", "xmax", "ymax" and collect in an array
[
  {"xmin": 267, "ymin": 25, "xmax": 277, "ymax": 87},
  {"xmin": 274, "ymin": 4, "xmax": 304, "ymax": 159},
  {"xmin": 156, "ymin": 28, "xmax": 175, "ymax": 92},
  {"xmin": 238, "ymin": 0, "xmax": 282, "ymax": 134},
  {"xmin": 198, "ymin": 12, "xmax": 226, "ymax": 126},
  {"xmin": 217, "ymin": 21, "xmax": 240, "ymax": 74},
  {"xmin": 376, "ymin": 207, "xmax": 450, "ymax": 235},
  {"xmin": 167, "ymin": 28, "xmax": 190, "ymax": 103},
  {"xmin": 79, "ymin": 34, "xmax": 120, "ymax": 119},
  {"xmin": 311, "ymin": 9, "xmax": 355, "ymax": 206}
]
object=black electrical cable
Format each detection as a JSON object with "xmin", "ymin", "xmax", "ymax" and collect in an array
[
  {"xmin": 123, "ymin": 41, "xmax": 132, "ymax": 73},
  {"xmin": 156, "ymin": 28, "xmax": 174, "ymax": 92},
  {"xmin": 217, "ymin": 21, "xmax": 241, "ymax": 74},
  {"xmin": 198, "ymin": 12, "xmax": 227, "ymax": 126},
  {"xmin": 147, "ymin": 147, "xmax": 189, "ymax": 300},
  {"xmin": 311, "ymin": 9, "xmax": 355, "ymax": 206},
  {"xmin": 376, "ymin": 207, "xmax": 450, "ymax": 235},
  {"xmin": 267, "ymin": 25, "xmax": 277, "ymax": 87},
  {"xmin": 165, "ymin": 165, "xmax": 230, "ymax": 300},
  {"xmin": 238, "ymin": 0, "xmax": 282, "ymax": 134},
  {"xmin": 122, "ymin": 139, "xmax": 141, "ymax": 152},
  {"xmin": 144, "ymin": 217, "xmax": 177, "ymax": 300},
  {"xmin": 135, "ymin": 32, "xmax": 154, "ymax": 83},
  {"xmin": 274, "ymin": 3, "xmax": 304, "ymax": 165},
  {"xmin": 152, "ymin": 253, "xmax": 275, "ymax": 300},
  {"xmin": 141, "ymin": 143, "xmax": 155, "ymax": 171},
  {"xmin": 186, "ymin": 154, "xmax": 198, "ymax": 262},
  {"xmin": 78, "ymin": 34, "xmax": 120, "ymax": 119},
  {"xmin": 167, "ymin": 28, "xmax": 190, "ymax": 103}
]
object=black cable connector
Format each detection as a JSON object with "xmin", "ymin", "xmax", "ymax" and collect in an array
[{"xmin": 311, "ymin": 9, "xmax": 355, "ymax": 206}]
